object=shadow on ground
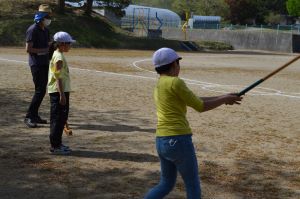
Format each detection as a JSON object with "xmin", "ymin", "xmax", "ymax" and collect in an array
[
  {"xmin": 68, "ymin": 109, "xmax": 155, "ymax": 133},
  {"xmin": 201, "ymin": 156, "xmax": 300, "ymax": 199},
  {"xmin": 1, "ymin": 88, "xmax": 299, "ymax": 199},
  {"xmin": 70, "ymin": 122, "xmax": 155, "ymax": 133},
  {"xmin": 0, "ymin": 88, "xmax": 157, "ymax": 199},
  {"xmin": 70, "ymin": 150, "xmax": 158, "ymax": 162},
  {"xmin": 0, "ymin": 88, "xmax": 155, "ymax": 133}
]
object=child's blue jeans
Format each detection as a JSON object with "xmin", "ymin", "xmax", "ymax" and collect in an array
[{"xmin": 145, "ymin": 134, "xmax": 201, "ymax": 199}]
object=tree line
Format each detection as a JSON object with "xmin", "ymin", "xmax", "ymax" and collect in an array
[
  {"xmin": 133, "ymin": 0, "xmax": 300, "ymax": 24},
  {"xmin": 58, "ymin": 0, "xmax": 300, "ymax": 24},
  {"xmin": 57, "ymin": 0, "xmax": 130, "ymax": 16}
]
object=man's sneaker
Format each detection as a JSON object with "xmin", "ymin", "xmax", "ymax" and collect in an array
[
  {"xmin": 63, "ymin": 122, "xmax": 73, "ymax": 136},
  {"xmin": 34, "ymin": 116, "xmax": 47, "ymax": 124},
  {"xmin": 24, "ymin": 118, "xmax": 37, "ymax": 128},
  {"xmin": 61, "ymin": 144, "xmax": 71, "ymax": 151},
  {"xmin": 50, "ymin": 146, "xmax": 71, "ymax": 155}
]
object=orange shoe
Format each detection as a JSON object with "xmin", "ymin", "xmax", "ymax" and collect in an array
[{"xmin": 64, "ymin": 122, "xmax": 73, "ymax": 136}]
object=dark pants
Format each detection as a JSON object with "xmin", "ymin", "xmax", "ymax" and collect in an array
[
  {"xmin": 49, "ymin": 92, "xmax": 69, "ymax": 148},
  {"xmin": 26, "ymin": 65, "xmax": 49, "ymax": 119}
]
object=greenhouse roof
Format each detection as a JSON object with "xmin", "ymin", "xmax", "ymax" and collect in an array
[{"xmin": 124, "ymin": 5, "xmax": 181, "ymax": 21}]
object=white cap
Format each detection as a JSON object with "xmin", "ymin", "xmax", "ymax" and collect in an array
[
  {"xmin": 53, "ymin": 31, "xmax": 76, "ymax": 43},
  {"xmin": 152, "ymin": 47, "xmax": 182, "ymax": 68}
]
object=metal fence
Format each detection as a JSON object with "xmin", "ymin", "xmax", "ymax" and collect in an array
[
  {"xmin": 119, "ymin": 18, "xmax": 300, "ymax": 36},
  {"xmin": 217, "ymin": 24, "xmax": 300, "ymax": 35},
  {"xmin": 120, "ymin": 16, "xmax": 180, "ymax": 30},
  {"xmin": 118, "ymin": 19, "xmax": 300, "ymax": 52}
]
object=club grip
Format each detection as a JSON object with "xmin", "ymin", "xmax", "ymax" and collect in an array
[{"xmin": 238, "ymin": 79, "xmax": 264, "ymax": 96}]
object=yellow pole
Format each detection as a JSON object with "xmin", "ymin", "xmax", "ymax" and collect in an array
[
  {"xmin": 182, "ymin": 11, "xmax": 190, "ymax": 40},
  {"xmin": 182, "ymin": 21, "xmax": 188, "ymax": 40}
]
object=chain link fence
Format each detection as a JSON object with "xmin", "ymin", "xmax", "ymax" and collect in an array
[
  {"xmin": 120, "ymin": 18, "xmax": 300, "ymax": 36},
  {"xmin": 118, "ymin": 18, "xmax": 300, "ymax": 52}
]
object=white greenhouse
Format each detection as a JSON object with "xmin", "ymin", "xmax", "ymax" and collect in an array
[{"xmin": 121, "ymin": 5, "xmax": 182, "ymax": 30}]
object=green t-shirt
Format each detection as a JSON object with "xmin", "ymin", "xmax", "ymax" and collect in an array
[
  {"xmin": 154, "ymin": 76, "xmax": 204, "ymax": 137},
  {"xmin": 47, "ymin": 50, "xmax": 71, "ymax": 93}
]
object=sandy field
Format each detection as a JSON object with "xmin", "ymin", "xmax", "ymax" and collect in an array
[{"xmin": 0, "ymin": 47, "xmax": 299, "ymax": 199}]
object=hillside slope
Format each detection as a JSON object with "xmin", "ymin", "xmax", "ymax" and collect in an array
[
  {"xmin": 0, "ymin": 0, "xmax": 232, "ymax": 51},
  {"xmin": 0, "ymin": 0, "xmax": 183, "ymax": 50}
]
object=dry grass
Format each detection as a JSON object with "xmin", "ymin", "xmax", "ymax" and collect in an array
[{"xmin": 69, "ymin": 48, "xmax": 153, "ymax": 58}]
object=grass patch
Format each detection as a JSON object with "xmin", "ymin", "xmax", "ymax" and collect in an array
[{"xmin": 196, "ymin": 41, "xmax": 233, "ymax": 51}]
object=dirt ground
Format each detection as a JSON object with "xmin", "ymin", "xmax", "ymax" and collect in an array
[{"xmin": 0, "ymin": 47, "xmax": 299, "ymax": 199}]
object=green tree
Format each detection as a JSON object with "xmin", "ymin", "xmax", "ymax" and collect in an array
[
  {"xmin": 195, "ymin": 0, "xmax": 229, "ymax": 17},
  {"xmin": 287, "ymin": 0, "xmax": 300, "ymax": 16},
  {"xmin": 225, "ymin": 0, "xmax": 258, "ymax": 24},
  {"xmin": 265, "ymin": 12, "xmax": 282, "ymax": 25},
  {"xmin": 264, "ymin": 0, "xmax": 287, "ymax": 15},
  {"xmin": 225, "ymin": 0, "xmax": 287, "ymax": 24},
  {"xmin": 132, "ymin": 0, "xmax": 174, "ymax": 9},
  {"xmin": 256, "ymin": 0, "xmax": 287, "ymax": 24},
  {"xmin": 172, "ymin": 0, "xmax": 198, "ymax": 19},
  {"xmin": 84, "ymin": 0, "xmax": 130, "ymax": 17},
  {"xmin": 172, "ymin": 0, "xmax": 229, "ymax": 20}
]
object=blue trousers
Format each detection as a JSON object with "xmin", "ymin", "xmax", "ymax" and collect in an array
[{"xmin": 145, "ymin": 134, "xmax": 201, "ymax": 199}]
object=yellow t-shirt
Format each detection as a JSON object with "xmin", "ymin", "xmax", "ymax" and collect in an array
[
  {"xmin": 48, "ymin": 50, "xmax": 71, "ymax": 93},
  {"xmin": 154, "ymin": 76, "xmax": 204, "ymax": 137}
]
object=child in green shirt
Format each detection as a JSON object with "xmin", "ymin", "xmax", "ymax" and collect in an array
[
  {"xmin": 145, "ymin": 48, "xmax": 242, "ymax": 199},
  {"xmin": 48, "ymin": 31, "xmax": 75, "ymax": 155}
]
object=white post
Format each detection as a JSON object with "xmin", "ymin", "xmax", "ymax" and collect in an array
[{"xmin": 276, "ymin": 24, "xmax": 279, "ymax": 45}]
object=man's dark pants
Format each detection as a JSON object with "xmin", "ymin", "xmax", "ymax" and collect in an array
[
  {"xmin": 49, "ymin": 92, "xmax": 69, "ymax": 148},
  {"xmin": 26, "ymin": 65, "xmax": 48, "ymax": 119}
]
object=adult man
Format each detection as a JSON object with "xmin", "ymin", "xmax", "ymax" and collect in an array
[{"xmin": 24, "ymin": 4, "xmax": 52, "ymax": 128}]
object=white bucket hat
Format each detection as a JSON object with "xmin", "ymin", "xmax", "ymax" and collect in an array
[
  {"xmin": 53, "ymin": 31, "xmax": 76, "ymax": 43},
  {"xmin": 152, "ymin": 47, "xmax": 182, "ymax": 68}
]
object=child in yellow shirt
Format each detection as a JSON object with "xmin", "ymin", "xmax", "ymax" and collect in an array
[
  {"xmin": 145, "ymin": 48, "xmax": 242, "ymax": 199},
  {"xmin": 48, "ymin": 31, "xmax": 75, "ymax": 155}
]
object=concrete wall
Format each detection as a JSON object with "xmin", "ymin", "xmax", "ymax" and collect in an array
[{"xmin": 162, "ymin": 29, "xmax": 293, "ymax": 53}]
